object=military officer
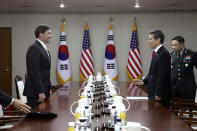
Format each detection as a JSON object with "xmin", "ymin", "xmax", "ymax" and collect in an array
[{"xmin": 171, "ymin": 36, "xmax": 197, "ymax": 99}]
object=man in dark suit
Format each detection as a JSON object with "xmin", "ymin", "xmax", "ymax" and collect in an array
[
  {"xmin": 0, "ymin": 89, "xmax": 31, "ymax": 113},
  {"xmin": 24, "ymin": 25, "xmax": 52, "ymax": 108},
  {"xmin": 133, "ymin": 30, "xmax": 171, "ymax": 108},
  {"xmin": 171, "ymin": 36, "xmax": 197, "ymax": 99}
]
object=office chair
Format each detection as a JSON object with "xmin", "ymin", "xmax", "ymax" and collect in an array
[
  {"xmin": 15, "ymin": 75, "xmax": 27, "ymax": 103},
  {"xmin": 170, "ymin": 98, "xmax": 197, "ymax": 128},
  {"xmin": 1, "ymin": 75, "xmax": 27, "ymax": 122}
]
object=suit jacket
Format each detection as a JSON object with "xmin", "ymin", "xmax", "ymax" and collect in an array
[
  {"xmin": 24, "ymin": 40, "xmax": 51, "ymax": 99},
  {"xmin": 171, "ymin": 48, "xmax": 197, "ymax": 99},
  {"xmin": 143, "ymin": 46, "xmax": 171, "ymax": 108},
  {"xmin": 0, "ymin": 89, "xmax": 12, "ymax": 107}
]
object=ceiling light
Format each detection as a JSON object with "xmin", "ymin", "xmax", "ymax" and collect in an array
[
  {"xmin": 134, "ymin": 3, "xmax": 141, "ymax": 8},
  {"xmin": 59, "ymin": 1, "xmax": 65, "ymax": 8}
]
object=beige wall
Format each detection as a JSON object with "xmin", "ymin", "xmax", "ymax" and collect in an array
[{"xmin": 0, "ymin": 12, "xmax": 197, "ymax": 97}]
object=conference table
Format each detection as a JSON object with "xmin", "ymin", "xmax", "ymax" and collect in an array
[{"xmin": 9, "ymin": 81, "xmax": 193, "ymax": 131}]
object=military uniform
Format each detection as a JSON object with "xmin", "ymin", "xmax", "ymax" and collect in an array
[{"xmin": 171, "ymin": 48, "xmax": 197, "ymax": 99}]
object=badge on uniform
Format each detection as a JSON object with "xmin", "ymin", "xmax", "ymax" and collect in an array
[
  {"xmin": 184, "ymin": 55, "xmax": 191, "ymax": 67},
  {"xmin": 185, "ymin": 63, "xmax": 188, "ymax": 67}
]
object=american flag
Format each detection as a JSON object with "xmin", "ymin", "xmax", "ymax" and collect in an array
[
  {"xmin": 127, "ymin": 19, "xmax": 142, "ymax": 81},
  {"xmin": 80, "ymin": 21, "xmax": 94, "ymax": 81}
]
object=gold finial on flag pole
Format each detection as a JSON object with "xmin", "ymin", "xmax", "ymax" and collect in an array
[
  {"xmin": 109, "ymin": 17, "xmax": 113, "ymax": 30},
  {"xmin": 62, "ymin": 17, "xmax": 65, "ymax": 23},
  {"xmin": 85, "ymin": 17, "xmax": 89, "ymax": 30},
  {"xmin": 61, "ymin": 17, "xmax": 66, "ymax": 31},
  {"xmin": 109, "ymin": 17, "xmax": 113, "ymax": 22},
  {"xmin": 133, "ymin": 18, "xmax": 137, "ymax": 31}
]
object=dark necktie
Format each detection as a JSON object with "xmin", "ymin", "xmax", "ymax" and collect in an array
[
  {"xmin": 45, "ymin": 48, "xmax": 51, "ymax": 63},
  {"xmin": 47, "ymin": 50, "xmax": 51, "ymax": 63},
  {"xmin": 152, "ymin": 51, "xmax": 156, "ymax": 59}
]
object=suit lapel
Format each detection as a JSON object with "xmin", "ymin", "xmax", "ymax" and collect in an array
[
  {"xmin": 150, "ymin": 46, "xmax": 164, "ymax": 71},
  {"xmin": 156, "ymin": 46, "xmax": 164, "ymax": 56},
  {"xmin": 35, "ymin": 40, "xmax": 51, "ymax": 64}
]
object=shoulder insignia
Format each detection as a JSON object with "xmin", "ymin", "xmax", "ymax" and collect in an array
[{"xmin": 187, "ymin": 48, "xmax": 196, "ymax": 52}]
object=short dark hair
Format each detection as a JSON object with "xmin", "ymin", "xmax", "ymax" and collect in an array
[
  {"xmin": 149, "ymin": 30, "xmax": 165, "ymax": 44},
  {"xmin": 34, "ymin": 24, "xmax": 50, "ymax": 38},
  {"xmin": 172, "ymin": 35, "xmax": 185, "ymax": 44}
]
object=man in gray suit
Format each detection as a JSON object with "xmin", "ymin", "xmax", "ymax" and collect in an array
[{"xmin": 24, "ymin": 25, "xmax": 52, "ymax": 108}]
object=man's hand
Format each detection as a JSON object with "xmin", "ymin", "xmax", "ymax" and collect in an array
[
  {"xmin": 12, "ymin": 99, "xmax": 31, "ymax": 114},
  {"xmin": 133, "ymin": 79, "xmax": 144, "ymax": 86},
  {"xmin": 38, "ymin": 93, "xmax": 46, "ymax": 103}
]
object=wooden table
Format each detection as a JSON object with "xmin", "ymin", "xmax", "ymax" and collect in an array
[{"xmin": 9, "ymin": 82, "xmax": 193, "ymax": 131}]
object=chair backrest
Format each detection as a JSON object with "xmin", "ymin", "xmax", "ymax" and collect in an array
[
  {"xmin": 15, "ymin": 75, "xmax": 27, "ymax": 103},
  {"xmin": 170, "ymin": 98, "xmax": 197, "ymax": 127},
  {"xmin": 0, "ymin": 104, "xmax": 3, "ymax": 117}
]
